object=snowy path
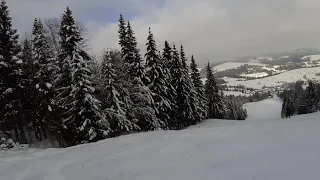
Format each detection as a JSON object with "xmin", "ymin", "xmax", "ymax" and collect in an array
[
  {"xmin": 1, "ymin": 98, "xmax": 320, "ymax": 180},
  {"xmin": 244, "ymin": 97, "xmax": 282, "ymax": 120}
]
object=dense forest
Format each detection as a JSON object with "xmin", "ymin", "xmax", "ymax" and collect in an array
[
  {"xmin": 279, "ymin": 80, "xmax": 320, "ymax": 118},
  {"xmin": 0, "ymin": 1, "xmax": 247, "ymax": 148}
]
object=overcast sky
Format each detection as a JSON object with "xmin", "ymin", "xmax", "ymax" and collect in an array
[{"xmin": 7, "ymin": 0, "xmax": 320, "ymax": 64}]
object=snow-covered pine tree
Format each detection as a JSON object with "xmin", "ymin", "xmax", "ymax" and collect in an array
[
  {"xmin": 118, "ymin": 14, "xmax": 127, "ymax": 54},
  {"xmin": 100, "ymin": 51, "xmax": 139, "ymax": 136},
  {"xmin": 190, "ymin": 55, "xmax": 208, "ymax": 119},
  {"xmin": 32, "ymin": 18, "xmax": 56, "ymax": 139},
  {"xmin": 180, "ymin": 45, "xmax": 188, "ymax": 69},
  {"xmin": 125, "ymin": 21, "xmax": 146, "ymax": 81},
  {"xmin": 171, "ymin": 44, "xmax": 197, "ymax": 128},
  {"xmin": 56, "ymin": 7, "xmax": 110, "ymax": 145},
  {"xmin": 305, "ymin": 80, "xmax": 316, "ymax": 113},
  {"xmin": 162, "ymin": 41, "xmax": 173, "ymax": 70},
  {"xmin": 205, "ymin": 63, "xmax": 225, "ymax": 119},
  {"xmin": 0, "ymin": 0, "xmax": 23, "ymax": 135},
  {"xmin": 145, "ymin": 28, "xmax": 173, "ymax": 129},
  {"xmin": 161, "ymin": 41, "xmax": 177, "ymax": 124},
  {"xmin": 130, "ymin": 77, "xmax": 165, "ymax": 130},
  {"xmin": 20, "ymin": 38, "xmax": 42, "ymax": 139}
]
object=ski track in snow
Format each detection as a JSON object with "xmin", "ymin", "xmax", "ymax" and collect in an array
[{"xmin": 1, "ymin": 97, "xmax": 320, "ymax": 180}]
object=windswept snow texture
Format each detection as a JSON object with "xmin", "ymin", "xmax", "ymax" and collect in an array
[{"xmin": 1, "ymin": 98, "xmax": 320, "ymax": 180}]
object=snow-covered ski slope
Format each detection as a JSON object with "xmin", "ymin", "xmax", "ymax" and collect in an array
[{"xmin": 1, "ymin": 98, "xmax": 320, "ymax": 180}]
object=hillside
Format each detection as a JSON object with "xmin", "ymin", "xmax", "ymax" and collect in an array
[
  {"xmin": 225, "ymin": 67, "xmax": 320, "ymax": 89},
  {"xmin": 1, "ymin": 98, "xmax": 320, "ymax": 180},
  {"xmin": 198, "ymin": 51, "xmax": 320, "ymax": 96}
]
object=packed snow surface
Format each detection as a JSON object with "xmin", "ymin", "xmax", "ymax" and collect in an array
[{"xmin": 1, "ymin": 98, "xmax": 320, "ymax": 180}]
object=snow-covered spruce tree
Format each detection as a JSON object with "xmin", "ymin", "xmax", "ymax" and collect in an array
[
  {"xmin": 130, "ymin": 77, "xmax": 166, "ymax": 130},
  {"xmin": 162, "ymin": 40, "xmax": 173, "ymax": 69},
  {"xmin": 118, "ymin": 14, "xmax": 127, "ymax": 54},
  {"xmin": 179, "ymin": 46, "xmax": 202, "ymax": 123},
  {"xmin": 145, "ymin": 28, "xmax": 174, "ymax": 129},
  {"xmin": 180, "ymin": 45, "xmax": 188, "ymax": 69},
  {"xmin": 0, "ymin": 0, "xmax": 23, "ymax": 136},
  {"xmin": 305, "ymin": 80, "xmax": 317, "ymax": 113},
  {"xmin": 205, "ymin": 63, "xmax": 225, "ymax": 119},
  {"xmin": 161, "ymin": 41, "xmax": 177, "ymax": 124},
  {"xmin": 100, "ymin": 51, "xmax": 139, "ymax": 136},
  {"xmin": 21, "ymin": 38, "xmax": 44, "ymax": 140},
  {"xmin": 32, "ymin": 18, "xmax": 56, "ymax": 139},
  {"xmin": 126, "ymin": 21, "xmax": 147, "ymax": 82},
  {"xmin": 190, "ymin": 55, "xmax": 208, "ymax": 119},
  {"xmin": 171, "ymin": 44, "xmax": 197, "ymax": 128},
  {"xmin": 56, "ymin": 7, "xmax": 110, "ymax": 145}
]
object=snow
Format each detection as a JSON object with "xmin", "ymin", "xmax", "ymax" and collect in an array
[
  {"xmin": 226, "ymin": 67, "xmax": 320, "ymax": 89},
  {"xmin": 223, "ymin": 91, "xmax": 252, "ymax": 97},
  {"xmin": 2, "ymin": 98, "xmax": 320, "ymax": 179},
  {"xmin": 240, "ymin": 72, "xmax": 269, "ymax": 78},
  {"xmin": 212, "ymin": 62, "xmax": 266, "ymax": 72},
  {"xmin": 46, "ymin": 83, "xmax": 52, "ymax": 89},
  {"xmin": 213, "ymin": 62, "xmax": 246, "ymax": 72},
  {"xmin": 302, "ymin": 54, "xmax": 320, "ymax": 61}
]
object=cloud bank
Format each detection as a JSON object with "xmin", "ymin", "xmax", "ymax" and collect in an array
[{"xmin": 7, "ymin": 0, "xmax": 320, "ymax": 64}]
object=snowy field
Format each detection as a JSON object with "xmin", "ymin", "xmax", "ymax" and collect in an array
[
  {"xmin": 226, "ymin": 67, "xmax": 320, "ymax": 89},
  {"xmin": 1, "ymin": 98, "xmax": 320, "ymax": 180},
  {"xmin": 302, "ymin": 54, "xmax": 320, "ymax": 61},
  {"xmin": 223, "ymin": 90, "xmax": 252, "ymax": 97},
  {"xmin": 212, "ymin": 62, "xmax": 265, "ymax": 72}
]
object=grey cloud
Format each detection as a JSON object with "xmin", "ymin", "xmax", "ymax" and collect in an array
[{"xmin": 7, "ymin": 0, "xmax": 320, "ymax": 65}]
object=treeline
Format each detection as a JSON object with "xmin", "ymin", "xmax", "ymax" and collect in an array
[
  {"xmin": 0, "ymin": 1, "xmax": 246, "ymax": 147},
  {"xmin": 279, "ymin": 80, "xmax": 320, "ymax": 117}
]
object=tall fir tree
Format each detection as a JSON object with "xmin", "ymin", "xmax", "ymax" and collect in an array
[
  {"xmin": 118, "ymin": 14, "xmax": 127, "ymax": 54},
  {"xmin": 171, "ymin": 44, "xmax": 197, "ymax": 128},
  {"xmin": 180, "ymin": 45, "xmax": 188, "ymax": 69},
  {"xmin": 205, "ymin": 63, "xmax": 225, "ymax": 119},
  {"xmin": 162, "ymin": 40, "xmax": 173, "ymax": 69},
  {"xmin": 32, "ymin": 18, "xmax": 56, "ymax": 139},
  {"xmin": 190, "ymin": 55, "xmax": 208, "ymax": 119},
  {"xmin": 125, "ymin": 21, "xmax": 146, "ymax": 81},
  {"xmin": 20, "ymin": 38, "xmax": 41, "ymax": 142},
  {"xmin": 305, "ymin": 80, "xmax": 316, "ymax": 113},
  {"xmin": 101, "ymin": 51, "xmax": 139, "ymax": 135},
  {"xmin": 145, "ymin": 28, "xmax": 173, "ymax": 129},
  {"xmin": 55, "ymin": 7, "xmax": 110, "ymax": 145},
  {"xmin": 0, "ymin": 0, "xmax": 23, "ymax": 135}
]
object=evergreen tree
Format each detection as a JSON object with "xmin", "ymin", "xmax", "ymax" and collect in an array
[
  {"xmin": 118, "ymin": 14, "xmax": 127, "ymax": 53},
  {"xmin": 20, "ymin": 38, "xmax": 41, "ymax": 140},
  {"xmin": 56, "ymin": 7, "xmax": 110, "ymax": 145},
  {"xmin": 125, "ymin": 21, "xmax": 146, "ymax": 81},
  {"xmin": 305, "ymin": 80, "xmax": 316, "ymax": 113},
  {"xmin": 180, "ymin": 45, "xmax": 187, "ymax": 69},
  {"xmin": 0, "ymin": 0, "xmax": 23, "ymax": 135},
  {"xmin": 145, "ymin": 28, "xmax": 173, "ymax": 129},
  {"xmin": 100, "ymin": 51, "xmax": 139, "ymax": 136},
  {"xmin": 171, "ymin": 44, "xmax": 197, "ymax": 128},
  {"xmin": 130, "ymin": 77, "xmax": 165, "ymax": 130},
  {"xmin": 190, "ymin": 55, "xmax": 208, "ymax": 119},
  {"xmin": 162, "ymin": 40, "xmax": 173, "ymax": 69},
  {"xmin": 205, "ymin": 63, "xmax": 225, "ymax": 119},
  {"xmin": 32, "ymin": 18, "xmax": 56, "ymax": 138}
]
